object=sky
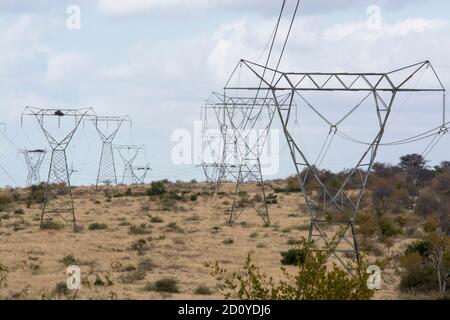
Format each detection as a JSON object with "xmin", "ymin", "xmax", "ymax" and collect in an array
[{"xmin": 0, "ymin": 0, "xmax": 449, "ymax": 187}]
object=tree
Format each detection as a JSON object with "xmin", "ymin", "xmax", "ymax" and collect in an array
[
  {"xmin": 399, "ymin": 154, "xmax": 428, "ymax": 185},
  {"xmin": 372, "ymin": 162, "xmax": 400, "ymax": 178},
  {"xmin": 427, "ymin": 232, "xmax": 450, "ymax": 298}
]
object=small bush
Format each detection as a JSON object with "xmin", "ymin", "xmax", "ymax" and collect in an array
[
  {"xmin": 129, "ymin": 224, "xmax": 151, "ymax": 235},
  {"xmin": 414, "ymin": 190, "xmax": 440, "ymax": 217},
  {"xmin": 119, "ymin": 270, "xmax": 146, "ymax": 284},
  {"xmin": 61, "ymin": 254, "xmax": 79, "ymax": 267},
  {"xmin": 147, "ymin": 181, "xmax": 167, "ymax": 196},
  {"xmin": 399, "ymin": 253, "xmax": 437, "ymax": 293},
  {"xmin": 287, "ymin": 238, "xmax": 302, "ymax": 246},
  {"xmin": 88, "ymin": 223, "xmax": 108, "ymax": 231},
  {"xmin": 223, "ymin": 238, "xmax": 234, "ymax": 245},
  {"xmin": 405, "ymin": 240, "xmax": 432, "ymax": 258},
  {"xmin": 145, "ymin": 278, "xmax": 179, "ymax": 293},
  {"xmin": 137, "ymin": 258, "xmax": 155, "ymax": 271},
  {"xmin": 150, "ymin": 216, "xmax": 164, "ymax": 223},
  {"xmin": 378, "ymin": 216, "xmax": 402, "ymax": 239},
  {"xmin": 166, "ymin": 222, "xmax": 184, "ymax": 233},
  {"xmin": 14, "ymin": 208, "xmax": 25, "ymax": 215},
  {"xmin": 53, "ymin": 282, "xmax": 69, "ymax": 296},
  {"xmin": 129, "ymin": 239, "xmax": 149, "ymax": 255},
  {"xmin": 40, "ymin": 220, "xmax": 63, "ymax": 230},
  {"xmin": 190, "ymin": 194, "xmax": 198, "ymax": 202},
  {"xmin": 280, "ymin": 248, "xmax": 307, "ymax": 266},
  {"xmin": 194, "ymin": 285, "xmax": 213, "ymax": 295}
]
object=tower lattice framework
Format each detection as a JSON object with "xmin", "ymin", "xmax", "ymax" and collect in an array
[
  {"xmin": 225, "ymin": 59, "xmax": 447, "ymax": 272},
  {"xmin": 206, "ymin": 92, "xmax": 291, "ymax": 225},
  {"xmin": 20, "ymin": 149, "xmax": 46, "ymax": 186},
  {"xmin": 114, "ymin": 145, "xmax": 145, "ymax": 185},
  {"xmin": 87, "ymin": 115, "xmax": 131, "ymax": 194},
  {"xmin": 22, "ymin": 107, "xmax": 94, "ymax": 230}
]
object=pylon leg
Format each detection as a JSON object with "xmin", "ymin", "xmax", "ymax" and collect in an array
[{"xmin": 41, "ymin": 149, "xmax": 76, "ymax": 230}]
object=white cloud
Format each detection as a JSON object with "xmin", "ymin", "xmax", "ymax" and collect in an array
[{"xmin": 45, "ymin": 52, "xmax": 92, "ymax": 82}]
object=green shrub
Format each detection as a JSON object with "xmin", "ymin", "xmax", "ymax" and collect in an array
[
  {"xmin": 147, "ymin": 181, "xmax": 167, "ymax": 196},
  {"xmin": 60, "ymin": 254, "xmax": 79, "ymax": 267},
  {"xmin": 399, "ymin": 253, "xmax": 437, "ymax": 293},
  {"xmin": 190, "ymin": 194, "xmax": 198, "ymax": 202},
  {"xmin": 280, "ymin": 248, "xmax": 307, "ymax": 266},
  {"xmin": 145, "ymin": 278, "xmax": 179, "ymax": 293},
  {"xmin": 88, "ymin": 223, "xmax": 108, "ymax": 230},
  {"xmin": 150, "ymin": 216, "xmax": 164, "ymax": 223},
  {"xmin": 378, "ymin": 216, "xmax": 402, "ymax": 239},
  {"xmin": 405, "ymin": 240, "xmax": 432, "ymax": 258}
]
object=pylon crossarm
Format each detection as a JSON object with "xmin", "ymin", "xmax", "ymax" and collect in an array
[
  {"xmin": 87, "ymin": 115, "xmax": 131, "ymax": 143},
  {"xmin": 225, "ymin": 59, "xmax": 446, "ymax": 93}
]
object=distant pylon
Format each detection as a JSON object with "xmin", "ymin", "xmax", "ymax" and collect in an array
[
  {"xmin": 132, "ymin": 164, "xmax": 151, "ymax": 184},
  {"xmin": 87, "ymin": 115, "xmax": 131, "ymax": 194},
  {"xmin": 20, "ymin": 149, "xmax": 46, "ymax": 186},
  {"xmin": 114, "ymin": 145, "xmax": 145, "ymax": 185}
]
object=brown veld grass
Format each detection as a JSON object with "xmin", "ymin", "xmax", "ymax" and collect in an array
[{"xmin": 0, "ymin": 182, "xmax": 410, "ymax": 300}]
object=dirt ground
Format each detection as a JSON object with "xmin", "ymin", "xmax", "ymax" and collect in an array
[{"xmin": 0, "ymin": 182, "xmax": 411, "ymax": 300}]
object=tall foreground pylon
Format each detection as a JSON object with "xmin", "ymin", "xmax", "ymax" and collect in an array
[
  {"xmin": 22, "ymin": 107, "xmax": 95, "ymax": 230},
  {"xmin": 225, "ymin": 59, "xmax": 447, "ymax": 272}
]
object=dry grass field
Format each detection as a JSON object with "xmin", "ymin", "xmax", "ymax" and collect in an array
[{"xmin": 0, "ymin": 181, "xmax": 433, "ymax": 300}]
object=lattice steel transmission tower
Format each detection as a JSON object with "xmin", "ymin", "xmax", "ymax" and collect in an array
[
  {"xmin": 21, "ymin": 107, "xmax": 95, "ymax": 230},
  {"xmin": 132, "ymin": 164, "xmax": 151, "ymax": 184},
  {"xmin": 205, "ymin": 92, "xmax": 292, "ymax": 225},
  {"xmin": 225, "ymin": 59, "xmax": 447, "ymax": 272},
  {"xmin": 114, "ymin": 145, "xmax": 145, "ymax": 185},
  {"xmin": 87, "ymin": 115, "xmax": 131, "ymax": 193},
  {"xmin": 201, "ymin": 94, "xmax": 239, "ymax": 185},
  {"xmin": 20, "ymin": 149, "xmax": 46, "ymax": 186}
]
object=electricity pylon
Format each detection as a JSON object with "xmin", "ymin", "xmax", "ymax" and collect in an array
[
  {"xmin": 114, "ymin": 145, "xmax": 145, "ymax": 185},
  {"xmin": 225, "ymin": 59, "xmax": 447, "ymax": 272},
  {"xmin": 20, "ymin": 149, "xmax": 46, "ymax": 186},
  {"xmin": 201, "ymin": 95, "xmax": 239, "ymax": 186},
  {"xmin": 86, "ymin": 115, "xmax": 131, "ymax": 194},
  {"xmin": 204, "ymin": 92, "xmax": 291, "ymax": 225},
  {"xmin": 21, "ymin": 107, "xmax": 95, "ymax": 231},
  {"xmin": 132, "ymin": 164, "xmax": 151, "ymax": 184}
]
